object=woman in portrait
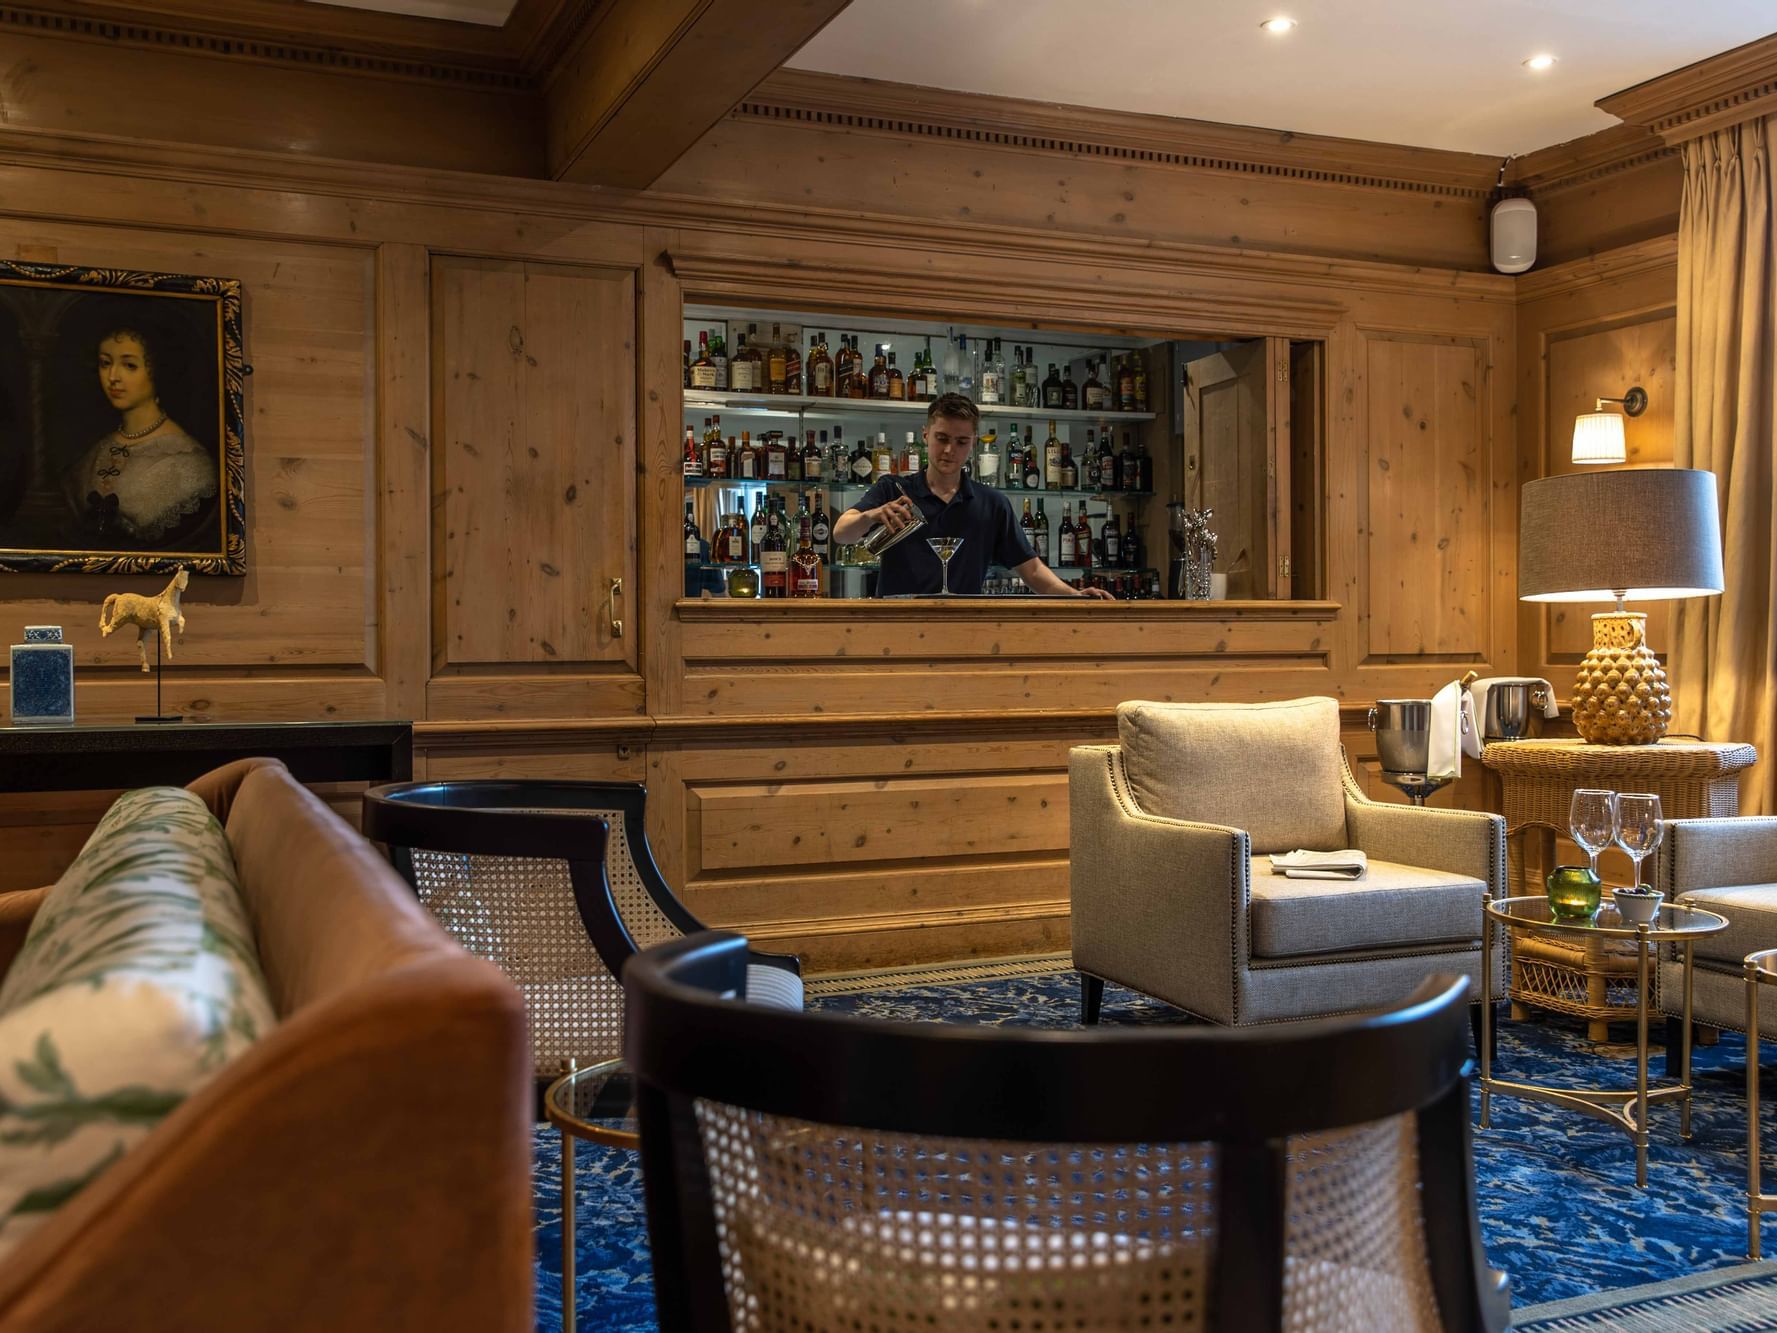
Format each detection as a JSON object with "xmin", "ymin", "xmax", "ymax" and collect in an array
[{"xmin": 63, "ymin": 324, "xmax": 217, "ymax": 546}]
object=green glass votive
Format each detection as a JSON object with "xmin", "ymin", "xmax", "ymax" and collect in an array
[{"xmin": 1546, "ymin": 865, "xmax": 1603, "ymax": 922}]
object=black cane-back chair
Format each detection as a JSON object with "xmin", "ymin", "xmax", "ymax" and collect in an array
[
  {"xmin": 627, "ymin": 932, "xmax": 1509, "ymax": 1333},
  {"xmin": 362, "ymin": 781, "xmax": 802, "ymax": 1084}
]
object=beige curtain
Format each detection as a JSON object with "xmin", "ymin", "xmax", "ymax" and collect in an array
[{"xmin": 1671, "ymin": 113, "xmax": 1777, "ymax": 813}]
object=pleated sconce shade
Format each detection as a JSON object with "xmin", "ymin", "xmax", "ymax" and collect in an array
[{"xmin": 1519, "ymin": 468, "xmax": 1724, "ymax": 744}]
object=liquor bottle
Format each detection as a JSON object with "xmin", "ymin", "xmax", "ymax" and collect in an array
[
  {"xmin": 1043, "ymin": 421, "xmax": 1061, "ymax": 490},
  {"xmin": 791, "ymin": 512, "xmax": 821, "ymax": 598},
  {"xmin": 683, "ymin": 426, "xmax": 703, "ymax": 477},
  {"xmin": 980, "ymin": 338, "xmax": 1003, "ymax": 405},
  {"xmin": 682, "ymin": 339, "xmax": 691, "ymax": 389},
  {"xmin": 1009, "ymin": 346, "xmax": 1027, "ymax": 408},
  {"xmin": 807, "ymin": 331, "xmax": 833, "ymax": 396},
  {"xmin": 1081, "ymin": 429, "xmax": 1098, "ymax": 489},
  {"xmin": 768, "ymin": 432, "xmax": 791, "ymax": 481},
  {"xmin": 749, "ymin": 491, "xmax": 767, "ymax": 554},
  {"xmin": 683, "ymin": 499, "xmax": 702, "ymax": 562},
  {"xmin": 1059, "ymin": 502, "xmax": 1077, "ymax": 565},
  {"xmin": 1061, "ymin": 365, "xmax": 1079, "ymax": 410},
  {"xmin": 833, "ymin": 335, "xmax": 854, "ymax": 396},
  {"xmin": 921, "ymin": 347, "xmax": 940, "ymax": 401},
  {"xmin": 1132, "ymin": 351, "xmax": 1149, "ymax": 412},
  {"xmin": 707, "ymin": 431, "xmax": 729, "ymax": 479},
  {"xmin": 847, "ymin": 338, "xmax": 869, "ymax": 399},
  {"xmin": 1023, "ymin": 434, "xmax": 1043, "ymax": 490},
  {"xmin": 1078, "ymin": 514, "xmax": 1094, "ymax": 571},
  {"xmin": 869, "ymin": 345, "xmax": 890, "ymax": 399},
  {"xmin": 1117, "ymin": 356, "xmax": 1137, "ymax": 412},
  {"xmin": 760, "ymin": 505, "xmax": 788, "ymax": 598},
  {"xmin": 786, "ymin": 429, "xmax": 803, "ymax": 481},
  {"xmin": 1058, "ymin": 441, "xmax": 1077, "ymax": 490},
  {"xmin": 784, "ymin": 333, "xmax": 803, "ymax": 395},
  {"xmin": 1120, "ymin": 431, "xmax": 1141, "ymax": 491},
  {"xmin": 957, "ymin": 335, "xmax": 978, "ymax": 397},
  {"xmin": 1020, "ymin": 498, "xmax": 1035, "ymax": 550},
  {"xmin": 887, "ymin": 351, "xmax": 905, "ymax": 401},
  {"xmin": 732, "ymin": 327, "xmax": 761, "ymax": 392},
  {"xmin": 1004, "ymin": 425, "xmax": 1022, "ymax": 491},
  {"xmin": 1042, "ymin": 363, "xmax": 1063, "ymax": 409},
  {"xmin": 1084, "ymin": 359, "xmax": 1109, "ymax": 411},
  {"xmin": 1103, "ymin": 510, "xmax": 1121, "ymax": 566},
  {"xmin": 975, "ymin": 428, "xmax": 1001, "ymax": 484},
  {"xmin": 709, "ymin": 332, "xmax": 728, "ymax": 391},
  {"xmin": 873, "ymin": 432, "xmax": 894, "ymax": 480},
  {"xmin": 812, "ymin": 494, "xmax": 831, "ymax": 566},
  {"xmin": 1135, "ymin": 433, "xmax": 1153, "ymax": 492},
  {"xmin": 690, "ymin": 331, "xmax": 717, "ymax": 389},
  {"xmin": 849, "ymin": 431, "xmax": 874, "ymax": 482},
  {"xmin": 767, "ymin": 323, "xmax": 788, "ymax": 394},
  {"xmin": 1123, "ymin": 520, "xmax": 1142, "ymax": 571},
  {"xmin": 804, "ymin": 430, "xmax": 823, "ymax": 482},
  {"xmin": 1035, "ymin": 498, "xmax": 1050, "ymax": 563},
  {"xmin": 902, "ymin": 430, "xmax": 921, "ymax": 474}
]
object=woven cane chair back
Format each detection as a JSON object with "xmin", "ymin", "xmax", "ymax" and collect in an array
[{"xmin": 627, "ymin": 933, "xmax": 1509, "ymax": 1333}]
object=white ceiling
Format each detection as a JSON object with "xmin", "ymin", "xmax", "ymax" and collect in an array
[
  {"xmin": 307, "ymin": 0, "xmax": 517, "ymax": 25},
  {"xmin": 786, "ymin": 0, "xmax": 1777, "ymax": 156}
]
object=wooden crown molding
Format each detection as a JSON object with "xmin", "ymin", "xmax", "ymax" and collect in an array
[
  {"xmin": 1513, "ymin": 233, "xmax": 1678, "ymax": 303},
  {"xmin": 1507, "ymin": 122, "xmax": 1676, "ymax": 198},
  {"xmin": 741, "ymin": 69, "xmax": 1503, "ymax": 200},
  {"xmin": 1598, "ymin": 32, "xmax": 1777, "ymax": 145}
]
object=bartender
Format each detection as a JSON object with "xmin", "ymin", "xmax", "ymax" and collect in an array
[{"xmin": 832, "ymin": 393, "xmax": 1115, "ymax": 599}]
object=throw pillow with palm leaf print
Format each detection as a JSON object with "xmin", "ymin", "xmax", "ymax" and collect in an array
[{"xmin": 0, "ymin": 786, "xmax": 276, "ymax": 1256}]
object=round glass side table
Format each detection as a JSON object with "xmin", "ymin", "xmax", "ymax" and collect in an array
[
  {"xmin": 1746, "ymin": 949, "xmax": 1777, "ymax": 1257},
  {"xmin": 1481, "ymin": 894, "xmax": 1728, "ymax": 1188},
  {"xmin": 544, "ymin": 1058, "xmax": 640, "ymax": 1333}
]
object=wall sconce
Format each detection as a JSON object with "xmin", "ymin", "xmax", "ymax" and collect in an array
[{"xmin": 1571, "ymin": 385, "xmax": 1647, "ymax": 465}]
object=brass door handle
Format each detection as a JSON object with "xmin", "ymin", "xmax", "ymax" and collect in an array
[{"xmin": 606, "ymin": 577, "xmax": 624, "ymax": 638}]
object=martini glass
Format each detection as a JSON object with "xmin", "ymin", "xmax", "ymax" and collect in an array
[{"xmin": 927, "ymin": 536, "xmax": 964, "ymax": 595}]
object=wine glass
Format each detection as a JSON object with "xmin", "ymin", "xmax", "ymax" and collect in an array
[
  {"xmin": 1614, "ymin": 793, "xmax": 1665, "ymax": 890},
  {"xmin": 927, "ymin": 536, "xmax": 964, "ymax": 595},
  {"xmin": 1569, "ymin": 788, "xmax": 1617, "ymax": 877}
]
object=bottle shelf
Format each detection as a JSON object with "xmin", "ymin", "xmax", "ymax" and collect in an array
[
  {"xmin": 685, "ymin": 476, "xmax": 1155, "ymax": 504},
  {"xmin": 685, "ymin": 389, "xmax": 1155, "ymax": 425}
]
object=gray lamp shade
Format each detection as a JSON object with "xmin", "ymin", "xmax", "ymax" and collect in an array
[{"xmin": 1519, "ymin": 468, "xmax": 1724, "ymax": 602}]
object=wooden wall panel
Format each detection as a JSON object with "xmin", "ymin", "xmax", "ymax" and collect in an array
[{"xmin": 1361, "ymin": 335, "xmax": 1489, "ymax": 662}]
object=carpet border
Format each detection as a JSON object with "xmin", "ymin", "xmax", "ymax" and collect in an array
[
  {"xmin": 1510, "ymin": 1258, "xmax": 1777, "ymax": 1327},
  {"xmin": 806, "ymin": 952, "xmax": 1071, "ymax": 996}
]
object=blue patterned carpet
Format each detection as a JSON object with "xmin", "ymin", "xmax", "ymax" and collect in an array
[{"xmin": 532, "ymin": 969, "xmax": 1777, "ymax": 1331}]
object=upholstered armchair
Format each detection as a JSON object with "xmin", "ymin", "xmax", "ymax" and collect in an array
[
  {"xmin": 1657, "ymin": 816, "xmax": 1777, "ymax": 1073},
  {"xmin": 1071, "ymin": 697, "xmax": 1506, "ymax": 1042}
]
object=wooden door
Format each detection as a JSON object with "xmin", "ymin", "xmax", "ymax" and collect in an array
[
  {"xmin": 433, "ymin": 257, "xmax": 638, "ymax": 678},
  {"xmin": 1182, "ymin": 341, "xmax": 1278, "ymax": 598}
]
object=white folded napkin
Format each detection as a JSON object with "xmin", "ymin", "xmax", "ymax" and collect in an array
[
  {"xmin": 1268, "ymin": 849, "xmax": 1369, "ymax": 880},
  {"xmin": 1463, "ymin": 677, "xmax": 1560, "ymax": 757},
  {"xmin": 1428, "ymin": 678, "xmax": 1473, "ymax": 779}
]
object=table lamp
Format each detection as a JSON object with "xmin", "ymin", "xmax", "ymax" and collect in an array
[{"xmin": 1519, "ymin": 468, "xmax": 1723, "ymax": 744}]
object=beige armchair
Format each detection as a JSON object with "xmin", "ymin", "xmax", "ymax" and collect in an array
[
  {"xmin": 1071, "ymin": 697, "xmax": 1506, "ymax": 1047},
  {"xmin": 1658, "ymin": 816, "xmax": 1777, "ymax": 1073}
]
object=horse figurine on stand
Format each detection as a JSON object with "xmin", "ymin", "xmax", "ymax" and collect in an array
[{"xmin": 99, "ymin": 568, "xmax": 189, "ymax": 673}]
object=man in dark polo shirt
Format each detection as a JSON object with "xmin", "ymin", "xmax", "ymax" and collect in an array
[{"xmin": 832, "ymin": 393, "xmax": 1114, "ymax": 599}]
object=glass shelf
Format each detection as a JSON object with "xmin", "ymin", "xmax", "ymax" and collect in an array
[
  {"xmin": 685, "ymin": 476, "xmax": 1154, "ymax": 503},
  {"xmin": 685, "ymin": 389, "xmax": 1154, "ymax": 425}
]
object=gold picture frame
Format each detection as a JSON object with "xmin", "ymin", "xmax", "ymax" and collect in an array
[{"xmin": 0, "ymin": 261, "xmax": 246, "ymax": 575}]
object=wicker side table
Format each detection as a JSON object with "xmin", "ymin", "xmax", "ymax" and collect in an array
[
  {"xmin": 1510, "ymin": 923, "xmax": 1643, "ymax": 1042},
  {"xmin": 1481, "ymin": 739, "xmax": 1757, "ymax": 897}
]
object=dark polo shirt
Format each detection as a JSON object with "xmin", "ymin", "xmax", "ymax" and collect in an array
[{"xmin": 852, "ymin": 471, "xmax": 1037, "ymax": 596}]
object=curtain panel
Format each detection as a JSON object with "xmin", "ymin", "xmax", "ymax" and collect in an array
[{"xmin": 1672, "ymin": 113, "xmax": 1777, "ymax": 813}]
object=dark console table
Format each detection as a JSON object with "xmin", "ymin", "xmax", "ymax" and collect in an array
[{"xmin": 0, "ymin": 721, "xmax": 413, "ymax": 794}]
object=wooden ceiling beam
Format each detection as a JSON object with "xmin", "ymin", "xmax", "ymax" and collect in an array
[{"xmin": 544, "ymin": 0, "xmax": 851, "ymax": 189}]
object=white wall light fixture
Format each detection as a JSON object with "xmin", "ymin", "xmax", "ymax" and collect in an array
[{"xmin": 1571, "ymin": 386, "xmax": 1647, "ymax": 465}]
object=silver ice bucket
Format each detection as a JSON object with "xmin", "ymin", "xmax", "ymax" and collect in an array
[
  {"xmin": 1367, "ymin": 699, "xmax": 1432, "ymax": 777},
  {"xmin": 1482, "ymin": 679, "xmax": 1550, "ymax": 741}
]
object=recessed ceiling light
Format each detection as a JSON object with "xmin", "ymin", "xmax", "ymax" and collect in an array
[
  {"xmin": 1523, "ymin": 53, "xmax": 1558, "ymax": 71},
  {"xmin": 1260, "ymin": 17, "xmax": 1297, "ymax": 34}
]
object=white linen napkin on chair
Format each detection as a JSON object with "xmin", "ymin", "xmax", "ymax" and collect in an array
[
  {"xmin": 1428, "ymin": 678, "xmax": 1474, "ymax": 779},
  {"xmin": 1268, "ymin": 850, "xmax": 1368, "ymax": 880},
  {"xmin": 1462, "ymin": 677, "xmax": 1559, "ymax": 758}
]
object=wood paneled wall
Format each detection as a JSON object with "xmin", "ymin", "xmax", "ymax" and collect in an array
[{"xmin": 0, "ymin": 54, "xmax": 1678, "ymax": 968}]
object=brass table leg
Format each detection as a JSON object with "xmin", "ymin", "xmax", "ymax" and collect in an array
[
  {"xmin": 561, "ymin": 1057, "xmax": 577, "ymax": 1333},
  {"xmin": 1683, "ymin": 940, "xmax": 1696, "ymax": 1139},
  {"xmin": 1750, "ymin": 960, "xmax": 1762, "ymax": 1260},
  {"xmin": 1635, "ymin": 925, "xmax": 1650, "ymax": 1189},
  {"xmin": 1480, "ymin": 893, "xmax": 1493, "ymax": 1129}
]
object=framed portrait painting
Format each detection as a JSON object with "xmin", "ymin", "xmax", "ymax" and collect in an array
[{"xmin": 0, "ymin": 261, "xmax": 246, "ymax": 575}]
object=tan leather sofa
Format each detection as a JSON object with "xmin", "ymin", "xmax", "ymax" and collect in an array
[{"xmin": 0, "ymin": 758, "xmax": 533, "ymax": 1332}]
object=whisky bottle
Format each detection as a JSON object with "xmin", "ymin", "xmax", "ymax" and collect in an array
[
  {"xmin": 1024, "ymin": 434, "xmax": 1043, "ymax": 490},
  {"xmin": 808, "ymin": 331, "xmax": 833, "ymax": 396},
  {"xmin": 1061, "ymin": 365, "xmax": 1079, "ymax": 410},
  {"xmin": 1043, "ymin": 421, "xmax": 1061, "ymax": 490},
  {"xmin": 682, "ymin": 338, "xmax": 691, "ymax": 389},
  {"xmin": 690, "ymin": 331, "xmax": 717, "ymax": 389},
  {"xmin": 1059, "ymin": 441, "xmax": 1077, "ymax": 489},
  {"xmin": 902, "ymin": 430, "xmax": 919, "ymax": 474},
  {"xmin": 767, "ymin": 323, "xmax": 788, "ymax": 394},
  {"xmin": 1132, "ymin": 351, "xmax": 1149, "ymax": 412},
  {"xmin": 709, "ymin": 332, "xmax": 728, "ymax": 391},
  {"xmin": 1059, "ymin": 503, "xmax": 1077, "ymax": 565},
  {"xmin": 975, "ymin": 429, "xmax": 1001, "ymax": 484},
  {"xmin": 1103, "ymin": 510, "xmax": 1121, "ymax": 565},
  {"xmin": 784, "ymin": 334, "xmax": 803, "ymax": 395},
  {"xmin": 1035, "ymin": 498, "xmax": 1050, "ymax": 562},
  {"xmin": 707, "ymin": 432, "xmax": 729, "ymax": 479},
  {"xmin": 849, "ymin": 431, "xmax": 874, "ymax": 482},
  {"xmin": 1123, "ymin": 520, "xmax": 1142, "ymax": 571},
  {"xmin": 765, "ymin": 431, "xmax": 789, "ymax": 481},
  {"xmin": 1009, "ymin": 346, "xmax": 1026, "ymax": 408},
  {"xmin": 812, "ymin": 494, "xmax": 831, "ymax": 565},
  {"xmin": 847, "ymin": 337, "xmax": 869, "ymax": 399},
  {"xmin": 733, "ymin": 430, "xmax": 754, "ymax": 480},
  {"xmin": 804, "ymin": 430, "xmax": 823, "ymax": 482},
  {"xmin": 791, "ymin": 512, "xmax": 821, "ymax": 598},
  {"xmin": 749, "ymin": 491, "xmax": 767, "ymax": 554},
  {"xmin": 683, "ymin": 426, "xmax": 703, "ymax": 477},
  {"xmin": 870, "ymin": 345, "xmax": 891, "ymax": 399},
  {"xmin": 1083, "ymin": 360, "xmax": 1109, "ymax": 411},
  {"xmin": 887, "ymin": 351, "xmax": 906, "ymax": 401},
  {"xmin": 731, "ymin": 327, "xmax": 761, "ymax": 392},
  {"xmin": 980, "ymin": 338, "xmax": 1003, "ymax": 405},
  {"xmin": 1081, "ymin": 429, "xmax": 1098, "ymax": 489},
  {"xmin": 1042, "ymin": 363, "xmax": 1063, "ymax": 409},
  {"xmin": 1078, "ymin": 514, "xmax": 1094, "ymax": 571},
  {"xmin": 1020, "ymin": 498, "xmax": 1036, "ymax": 550},
  {"xmin": 1004, "ymin": 427, "xmax": 1022, "ymax": 491},
  {"xmin": 873, "ymin": 432, "xmax": 894, "ymax": 480},
  {"xmin": 683, "ymin": 499, "xmax": 702, "ymax": 562},
  {"xmin": 761, "ymin": 506, "xmax": 789, "ymax": 598},
  {"xmin": 1120, "ymin": 431, "xmax": 1140, "ymax": 491},
  {"xmin": 1117, "ymin": 356, "xmax": 1137, "ymax": 412},
  {"xmin": 786, "ymin": 429, "xmax": 804, "ymax": 481}
]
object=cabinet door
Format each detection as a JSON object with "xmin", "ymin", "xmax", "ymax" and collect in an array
[
  {"xmin": 1182, "ymin": 341, "xmax": 1275, "ymax": 599},
  {"xmin": 434, "ymin": 257, "xmax": 637, "ymax": 676}
]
